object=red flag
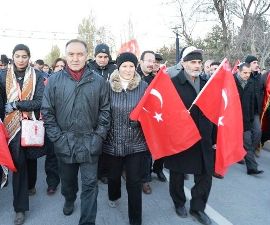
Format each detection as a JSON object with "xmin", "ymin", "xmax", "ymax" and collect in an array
[
  {"xmin": 193, "ymin": 58, "xmax": 246, "ymax": 176},
  {"xmin": 261, "ymin": 72, "xmax": 270, "ymax": 132},
  {"xmin": 0, "ymin": 119, "xmax": 16, "ymax": 172},
  {"xmin": 231, "ymin": 59, "xmax": 240, "ymax": 74},
  {"xmin": 118, "ymin": 39, "xmax": 140, "ymax": 57},
  {"xmin": 130, "ymin": 67, "xmax": 201, "ymax": 160}
]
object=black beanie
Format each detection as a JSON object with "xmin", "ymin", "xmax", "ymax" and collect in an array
[
  {"xmin": 116, "ymin": 52, "xmax": 138, "ymax": 69},
  {"xmin": 0, "ymin": 55, "xmax": 9, "ymax": 65},
  {"xmin": 12, "ymin": 44, "xmax": 31, "ymax": 57},
  {"xmin": 94, "ymin": 43, "xmax": 110, "ymax": 57},
  {"xmin": 245, "ymin": 55, "xmax": 258, "ymax": 64}
]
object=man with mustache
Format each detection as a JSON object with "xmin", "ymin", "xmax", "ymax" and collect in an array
[{"xmin": 165, "ymin": 46, "xmax": 214, "ymax": 225}]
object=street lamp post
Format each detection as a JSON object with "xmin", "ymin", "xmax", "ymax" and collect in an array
[{"xmin": 172, "ymin": 27, "xmax": 181, "ymax": 64}]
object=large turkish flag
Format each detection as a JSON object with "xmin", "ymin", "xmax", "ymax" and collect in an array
[
  {"xmin": 194, "ymin": 58, "xmax": 246, "ymax": 175},
  {"xmin": 130, "ymin": 67, "xmax": 201, "ymax": 159}
]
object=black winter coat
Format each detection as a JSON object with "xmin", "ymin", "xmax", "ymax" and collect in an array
[
  {"xmin": 234, "ymin": 75, "xmax": 255, "ymax": 131},
  {"xmin": 164, "ymin": 70, "xmax": 214, "ymax": 174},
  {"xmin": 41, "ymin": 66, "xmax": 110, "ymax": 164},
  {"xmin": 87, "ymin": 60, "xmax": 117, "ymax": 80},
  {"xmin": 250, "ymin": 72, "xmax": 264, "ymax": 114},
  {"xmin": 103, "ymin": 70, "xmax": 148, "ymax": 156},
  {"xmin": 0, "ymin": 84, "xmax": 4, "ymax": 121}
]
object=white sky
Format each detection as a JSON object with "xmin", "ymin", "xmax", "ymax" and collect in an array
[{"xmin": 0, "ymin": 0, "xmax": 209, "ymax": 61}]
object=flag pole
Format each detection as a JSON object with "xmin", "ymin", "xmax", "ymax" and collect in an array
[{"xmin": 188, "ymin": 58, "xmax": 227, "ymax": 112}]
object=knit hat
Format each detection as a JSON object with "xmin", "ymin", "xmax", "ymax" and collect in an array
[
  {"xmin": 94, "ymin": 43, "xmax": 110, "ymax": 57},
  {"xmin": 12, "ymin": 44, "xmax": 31, "ymax": 57},
  {"xmin": 181, "ymin": 46, "xmax": 203, "ymax": 62},
  {"xmin": 116, "ymin": 52, "xmax": 138, "ymax": 69},
  {"xmin": 155, "ymin": 53, "xmax": 163, "ymax": 61},
  {"xmin": 0, "ymin": 54, "xmax": 9, "ymax": 65},
  {"xmin": 245, "ymin": 55, "xmax": 258, "ymax": 64}
]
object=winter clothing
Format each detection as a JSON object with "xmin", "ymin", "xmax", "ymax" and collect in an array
[
  {"xmin": 103, "ymin": 70, "xmax": 148, "ymax": 156},
  {"xmin": 87, "ymin": 60, "xmax": 116, "ymax": 80},
  {"xmin": 116, "ymin": 52, "xmax": 138, "ymax": 69},
  {"xmin": 94, "ymin": 43, "xmax": 110, "ymax": 57},
  {"xmin": 164, "ymin": 69, "xmax": 214, "ymax": 212},
  {"xmin": 41, "ymin": 65, "xmax": 110, "ymax": 164},
  {"xmin": 245, "ymin": 55, "xmax": 258, "ymax": 64}
]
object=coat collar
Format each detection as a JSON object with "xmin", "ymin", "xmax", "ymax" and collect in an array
[
  {"xmin": 175, "ymin": 69, "xmax": 207, "ymax": 90},
  {"xmin": 109, "ymin": 69, "xmax": 141, "ymax": 92}
]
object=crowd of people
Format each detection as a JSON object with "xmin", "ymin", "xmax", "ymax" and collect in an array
[{"xmin": 0, "ymin": 39, "xmax": 269, "ymax": 225}]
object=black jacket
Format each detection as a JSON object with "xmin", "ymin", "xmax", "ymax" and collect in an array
[
  {"xmin": 164, "ymin": 70, "xmax": 214, "ymax": 174},
  {"xmin": 41, "ymin": 66, "xmax": 110, "ymax": 163},
  {"xmin": 103, "ymin": 70, "xmax": 148, "ymax": 156},
  {"xmin": 234, "ymin": 75, "xmax": 255, "ymax": 131},
  {"xmin": 0, "ymin": 83, "xmax": 4, "ymax": 121},
  {"xmin": 250, "ymin": 71, "xmax": 264, "ymax": 114},
  {"xmin": 87, "ymin": 60, "xmax": 116, "ymax": 80}
]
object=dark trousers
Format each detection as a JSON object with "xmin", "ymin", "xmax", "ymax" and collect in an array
[
  {"xmin": 141, "ymin": 151, "xmax": 152, "ymax": 183},
  {"xmin": 107, "ymin": 152, "xmax": 145, "ymax": 225},
  {"xmin": 169, "ymin": 171, "xmax": 212, "ymax": 211},
  {"xmin": 97, "ymin": 152, "xmax": 109, "ymax": 179},
  {"xmin": 58, "ymin": 159, "xmax": 98, "ymax": 225},
  {"xmin": 244, "ymin": 131, "xmax": 258, "ymax": 171},
  {"xmin": 45, "ymin": 136, "xmax": 60, "ymax": 189},
  {"xmin": 152, "ymin": 158, "xmax": 164, "ymax": 173},
  {"xmin": 9, "ymin": 133, "xmax": 37, "ymax": 212},
  {"xmin": 251, "ymin": 114, "xmax": 262, "ymax": 150}
]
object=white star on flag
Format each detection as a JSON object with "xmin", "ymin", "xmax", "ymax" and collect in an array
[{"xmin": 153, "ymin": 112, "xmax": 163, "ymax": 122}]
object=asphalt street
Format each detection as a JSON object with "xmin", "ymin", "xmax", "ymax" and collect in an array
[{"xmin": 0, "ymin": 146, "xmax": 270, "ymax": 225}]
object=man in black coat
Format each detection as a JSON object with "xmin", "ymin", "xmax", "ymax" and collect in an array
[
  {"xmin": 234, "ymin": 62, "xmax": 263, "ymax": 175},
  {"xmin": 244, "ymin": 55, "xmax": 264, "ymax": 157},
  {"xmin": 164, "ymin": 46, "xmax": 214, "ymax": 225},
  {"xmin": 41, "ymin": 39, "xmax": 110, "ymax": 225}
]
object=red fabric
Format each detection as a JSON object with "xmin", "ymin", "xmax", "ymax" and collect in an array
[
  {"xmin": 0, "ymin": 119, "xmax": 16, "ymax": 172},
  {"xmin": 231, "ymin": 59, "xmax": 240, "ymax": 74},
  {"xmin": 67, "ymin": 66, "xmax": 85, "ymax": 81},
  {"xmin": 118, "ymin": 39, "xmax": 140, "ymax": 58},
  {"xmin": 261, "ymin": 72, "xmax": 270, "ymax": 132},
  {"xmin": 130, "ymin": 67, "xmax": 201, "ymax": 160},
  {"xmin": 194, "ymin": 59, "xmax": 246, "ymax": 176}
]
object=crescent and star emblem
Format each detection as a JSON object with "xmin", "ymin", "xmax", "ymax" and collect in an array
[{"xmin": 143, "ymin": 88, "xmax": 163, "ymax": 122}]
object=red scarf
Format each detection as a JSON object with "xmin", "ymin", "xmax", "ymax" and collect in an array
[{"xmin": 67, "ymin": 65, "xmax": 86, "ymax": 81}]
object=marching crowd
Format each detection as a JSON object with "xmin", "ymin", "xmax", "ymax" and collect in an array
[{"xmin": 0, "ymin": 39, "xmax": 269, "ymax": 225}]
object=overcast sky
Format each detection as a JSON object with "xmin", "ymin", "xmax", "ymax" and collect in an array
[{"xmin": 0, "ymin": 0, "xmax": 207, "ymax": 61}]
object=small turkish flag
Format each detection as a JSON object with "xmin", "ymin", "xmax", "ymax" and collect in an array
[
  {"xmin": 130, "ymin": 67, "xmax": 201, "ymax": 159},
  {"xmin": 193, "ymin": 58, "xmax": 246, "ymax": 175}
]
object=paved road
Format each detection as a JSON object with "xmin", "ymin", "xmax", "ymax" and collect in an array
[{"xmin": 0, "ymin": 147, "xmax": 269, "ymax": 225}]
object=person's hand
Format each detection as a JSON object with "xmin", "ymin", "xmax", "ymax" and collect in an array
[{"xmin": 5, "ymin": 101, "xmax": 17, "ymax": 114}]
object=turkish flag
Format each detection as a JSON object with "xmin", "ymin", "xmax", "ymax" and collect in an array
[
  {"xmin": 231, "ymin": 59, "xmax": 240, "ymax": 74},
  {"xmin": 130, "ymin": 67, "xmax": 201, "ymax": 160},
  {"xmin": 261, "ymin": 72, "xmax": 270, "ymax": 132},
  {"xmin": 0, "ymin": 119, "xmax": 16, "ymax": 172},
  {"xmin": 193, "ymin": 58, "xmax": 246, "ymax": 175},
  {"xmin": 118, "ymin": 39, "xmax": 140, "ymax": 57}
]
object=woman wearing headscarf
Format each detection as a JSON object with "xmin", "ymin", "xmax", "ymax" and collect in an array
[
  {"xmin": 0, "ymin": 44, "xmax": 44, "ymax": 225},
  {"xmin": 103, "ymin": 52, "xmax": 148, "ymax": 225}
]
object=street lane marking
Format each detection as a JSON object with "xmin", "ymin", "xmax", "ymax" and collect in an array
[{"xmin": 163, "ymin": 171, "xmax": 234, "ymax": 225}]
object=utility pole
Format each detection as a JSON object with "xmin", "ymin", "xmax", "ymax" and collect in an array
[{"xmin": 172, "ymin": 27, "xmax": 181, "ymax": 64}]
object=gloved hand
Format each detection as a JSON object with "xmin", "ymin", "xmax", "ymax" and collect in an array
[{"xmin": 5, "ymin": 101, "xmax": 17, "ymax": 114}]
